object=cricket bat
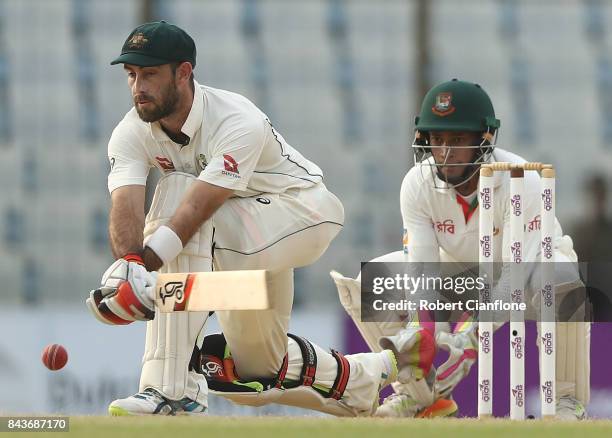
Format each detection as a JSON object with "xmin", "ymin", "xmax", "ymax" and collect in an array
[{"xmin": 154, "ymin": 270, "xmax": 270, "ymax": 312}]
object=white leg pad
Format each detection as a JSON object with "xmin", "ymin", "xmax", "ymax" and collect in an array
[
  {"xmin": 552, "ymin": 322, "xmax": 591, "ymax": 404},
  {"xmin": 331, "ymin": 251, "xmax": 445, "ymax": 408},
  {"xmin": 139, "ymin": 172, "xmax": 213, "ymax": 405}
]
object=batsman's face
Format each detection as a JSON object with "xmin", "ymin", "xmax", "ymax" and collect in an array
[
  {"xmin": 124, "ymin": 64, "xmax": 180, "ymax": 123},
  {"xmin": 428, "ymin": 131, "xmax": 481, "ymax": 178}
]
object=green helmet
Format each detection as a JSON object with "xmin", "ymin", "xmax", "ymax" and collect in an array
[
  {"xmin": 412, "ymin": 79, "xmax": 500, "ymax": 190},
  {"xmin": 414, "ymin": 79, "xmax": 500, "ymax": 133}
]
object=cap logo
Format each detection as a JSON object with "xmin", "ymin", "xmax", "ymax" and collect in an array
[
  {"xmin": 127, "ymin": 33, "xmax": 149, "ymax": 49},
  {"xmin": 432, "ymin": 92, "xmax": 456, "ymax": 116}
]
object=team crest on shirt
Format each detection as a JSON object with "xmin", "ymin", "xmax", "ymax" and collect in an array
[
  {"xmin": 222, "ymin": 154, "xmax": 240, "ymax": 179},
  {"xmin": 197, "ymin": 154, "xmax": 208, "ymax": 171},
  {"xmin": 432, "ymin": 92, "xmax": 456, "ymax": 116}
]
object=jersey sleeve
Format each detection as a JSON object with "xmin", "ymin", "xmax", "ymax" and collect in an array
[
  {"xmin": 107, "ymin": 122, "xmax": 151, "ymax": 193},
  {"xmin": 400, "ymin": 170, "xmax": 440, "ymax": 263},
  {"xmin": 198, "ymin": 113, "xmax": 266, "ymax": 191}
]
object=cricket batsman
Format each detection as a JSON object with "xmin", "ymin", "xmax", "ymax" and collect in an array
[
  {"xmin": 332, "ymin": 79, "xmax": 590, "ymax": 420},
  {"xmin": 85, "ymin": 21, "xmax": 397, "ymax": 416}
]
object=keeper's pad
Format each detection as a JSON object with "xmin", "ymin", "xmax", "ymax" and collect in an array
[
  {"xmin": 549, "ymin": 322, "xmax": 591, "ymax": 404},
  {"xmin": 330, "ymin": 252, "xmax": 407, "ymax": 352},
  {"xmin": 139, "ymin": 172, "xmax": 212, "ymax": 404},
  {"xmin": 332, "ymin": 251, "xmax": 448, "ymax": 407},
  {"xmin": 197, "ymin": 333, "xmax": 359, "ymax": 416}
]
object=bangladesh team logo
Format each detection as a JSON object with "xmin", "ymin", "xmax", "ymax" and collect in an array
[{"xmin": 432, "ymin": 92, "xmax": 456, "ymax": 116}]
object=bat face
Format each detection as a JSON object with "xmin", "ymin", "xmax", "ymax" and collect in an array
[{"xmin": 154, "ymin": 270, "xmax": 270, "ymax": 312}]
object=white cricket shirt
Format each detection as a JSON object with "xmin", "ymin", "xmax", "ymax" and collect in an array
[
  {"xmin": 401, "ymin": 148, "xmax": 573, "ymax": 263},
  {"xmin": 107, "ymin": 81, "xmax": 323, "ymax": 196}
]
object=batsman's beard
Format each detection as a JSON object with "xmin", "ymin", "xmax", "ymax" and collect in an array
[{"xmin": 134, "ymin": 82, "xmax": 180, "ymax": 123}]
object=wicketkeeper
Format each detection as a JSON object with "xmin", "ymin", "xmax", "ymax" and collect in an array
[
  {"xmin": 332, "ymin": 79, "xmax": 590, "ymax": 420},
  {"xmin": 86, "ymin": 21, "xmax": 397, "ymax": 416}
]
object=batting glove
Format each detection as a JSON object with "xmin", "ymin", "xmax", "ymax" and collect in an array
[{"xmin": 86, "ymin": 254, "xmax": 157, "ymax": 325}]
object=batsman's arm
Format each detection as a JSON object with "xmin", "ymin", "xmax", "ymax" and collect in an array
[
  {"xmin": 143, "ymin": 180, "xmax": 233, "ymax": 271},
  {"xmin": 109, "ymin": 185, "xmax": 146, "ymax": 259},
  {"xmin": 144, "ymin": 116, "xmax": 263, "ymax": 269},
  {"xmin": 169, "ymin": 180, "xmax": 233, "ymax": 244}
]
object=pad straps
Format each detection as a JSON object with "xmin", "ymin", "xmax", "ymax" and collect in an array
[
  {"xmin": 282, "ymin": 334, "xmax": 350, "ymax": 400},
  {"xmin": 200, "ymin": 332, "xmax": 350, "ymax": 400},
  {"xmin": 328, "ymin": 350, "xmax": 351, "ymax": 400},
  {"xmin": 281, "ymin": 334, "xmax": 317, "ymax": 389}
]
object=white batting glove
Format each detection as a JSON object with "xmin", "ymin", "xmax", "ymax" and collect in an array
[{"xmin": 86, "ymin": 254, "xmax": 158, "ymax": 325}]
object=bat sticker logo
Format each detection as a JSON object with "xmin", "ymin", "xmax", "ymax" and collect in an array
[
  {"xmin": 202, "ymin": 359, "xmax": 224, "ymax": 378},
  {"xmin": 159, "ymin": 281, "xmax": 185, "ymax": 305}
]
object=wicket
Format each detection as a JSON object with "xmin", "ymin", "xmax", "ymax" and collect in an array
[{"xmin": 477, "ymin": 162, "xmax": 556, "ymax": 420}]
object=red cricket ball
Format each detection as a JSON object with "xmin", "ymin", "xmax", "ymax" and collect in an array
[{"xmin": 41, "ymin": 344, "xmax": 68, "ymax": 371}]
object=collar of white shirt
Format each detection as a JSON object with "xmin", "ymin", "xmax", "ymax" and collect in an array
[{"xmin": 148, "ymin": 80, "xmax": 204, "ymax": 144}]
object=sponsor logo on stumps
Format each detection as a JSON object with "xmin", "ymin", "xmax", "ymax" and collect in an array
[
  {"xmin": 512, "ymin": 384, "xmax": 525, "ymax": 407},
  {"xmin": 542, "ymin": 332, "xmax": 554, "ymax": 355},
  {"xmin": 542, "ymin": 236, "xmax": 553, "ymax": 259},
  {"xmin": 480, "ymin": 187, "xmax": 492, "ymax": 209},
  {"xmin": 542, "ymin": 380, "xmax": 554, "ymax": 405},
  {"xmin": 479, "ymin": 379, "xmax": 491, "ymax": 402},
  {"xmin": 480, "ymin": 235, "xmax": 492, "ymax": 258},
  {"xmin": 541, "ymin": 284, "xmax": 553, "ymax": 308},
  {"xmin": 511, "ymin": 241, "xmax": 522, "ymax": 263},
  {"xmin": 542, "ymin": 188, "xmax": 553, "ymax": 211},
  {"xmin": 480, "ymin": 331, "xmax": 491, "ymax": 354},
  {"xmin": 511, "ymin": 194, "xmax": 522, "ymax": 216},
  {"xmin": 511, "ymin": 336, "xmax": 524, "ymax": 359}
]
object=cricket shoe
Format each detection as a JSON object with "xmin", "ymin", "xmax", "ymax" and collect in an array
[
  {"xmin": 555, "ymin": 395, "xmax": 586, "ymax": 421},
  {"xmin": 415, "ymin": 397, "xmax": 458, "ymax": 418},
  {"xmin": 108, "ymin": 388, "xmax": 207, "ymax": 416}
]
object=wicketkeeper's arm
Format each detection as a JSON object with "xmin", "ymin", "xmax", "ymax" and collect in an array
[{"xmin": 400, "ymin": 172, "xmax": 440, "ymax": 263}]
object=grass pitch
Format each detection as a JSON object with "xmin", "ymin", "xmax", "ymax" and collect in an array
[{"xmin": 33, "ymin": 416, "xmax": 612, "ymax": 438}]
